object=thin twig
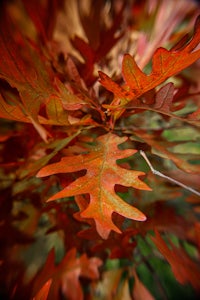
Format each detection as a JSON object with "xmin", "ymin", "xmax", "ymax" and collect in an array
[{"xmin": 140, "ymin": 150, "xmax": 200, "ymax": 197}]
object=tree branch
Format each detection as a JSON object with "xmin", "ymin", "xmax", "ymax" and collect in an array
[{"xmin": 140, "ymin": 150, "xmax": 200, "ymax": 197}]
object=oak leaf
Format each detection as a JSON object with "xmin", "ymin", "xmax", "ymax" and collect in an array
[
  {"xmin": 151, "ymin": 230, "xmax": 200, "ymax": 291},
  {"xmin": 0, "ymin": 16, "xmax": 86, "ymax": 141},
  {"xmin": 99, "ymin": 16, "xmax": 200, "ymax": 120},
  {"xmin": 37, "ymin": 133, "xmax": 151, "ymax": 239},
  {"xmin": 127, "ymin": 83, "xmax": 200, "ymax": 126},
  {"xmin": 32, "ymin": 248, "xmax": 102, "ymax": 300},
  {"xmin": 71, "ymin": 3, "xmax": 124, "ymax": 84}
]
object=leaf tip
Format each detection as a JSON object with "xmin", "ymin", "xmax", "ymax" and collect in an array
[
  {"xmin": 141, "ymin": 214, "xmax": 147, "ymax": 221},
  {"xmin": 98, "ymin": 70, "xmax": 106, "ymax": 81},
  {"xmin": 46, "ymin": 196, "xmax": 57, "ymax": 203}
]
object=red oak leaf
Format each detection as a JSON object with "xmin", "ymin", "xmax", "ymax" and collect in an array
[
  {"xmin": 0, "ymin": 15, "xmax": 86, "ymax": 141},
  {"xmin": 71, "ymin": 2, "xmax": 124, "ymax": 84},
  {"xmin": 32, "ymin": 248, "xmax": 102, "ymax": 300},
  {"xmin": 151, "ymin": 230, "xmax": 200, "ymax": 291},
  {"xmin": 99, "ymin": 16, "xmax": 200, "ymax": 120},
  {"xmin": 37, "ymin": 133, "xmax": 151, "ymax": 239},
  {"xmin": 21, "ymin": 0, "xmax": 63, "ymax": 43}
]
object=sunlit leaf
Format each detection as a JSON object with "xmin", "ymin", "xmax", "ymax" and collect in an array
[
  {"xmin": 37, "ymin": 133, "xmax": 151, "ymax": 238},
  {"xmin": 99, "ymin": 16, "xmax": 200, "ymax": 122}
]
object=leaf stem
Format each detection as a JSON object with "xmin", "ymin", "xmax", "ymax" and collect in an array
[{"xmin": 140, "ymin": 150, "xmax": 200, "ymax": 197}]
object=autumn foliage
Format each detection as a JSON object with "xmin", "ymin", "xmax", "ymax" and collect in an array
[{"xmin": 0, "ymin": 0, "xmax": 200, "ymax": 299}]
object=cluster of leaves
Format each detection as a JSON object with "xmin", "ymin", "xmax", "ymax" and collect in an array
[{"xmin": 0, "ymin": 0, "xmax": 200, "ymax": 299}]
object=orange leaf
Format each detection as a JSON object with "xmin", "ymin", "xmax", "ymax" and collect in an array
[
  {"xmin": 0, "ymin": 16, "xmax": 80, "ymax": 140},
  {"xmin": 123, "ymin": 15, "xmax": 200, "ymax": 98},
  {"xmin": 99, "ymin": 16, "xmax": 200, "ymax": 119},
  {"xmin": 37, "ymin": 133, "xmax": 151, "ymax": 239},
  {"xmin": 132, "ymin": 270, "xmax": 155, "ymax": 300},
  {"xmin": 32, "ymin": 248, "xmax": 102, "ymax": 300},
  {"xmin": 151, "ymin": 230, "xmax": 200, "ymax": 291},
  {"xmin": 0, "ymin": 93, "xmax": 30, "ymax": 123},
  {"xmin": 32, "ymin": 279, "xmax": 52, "ymax": 300}
]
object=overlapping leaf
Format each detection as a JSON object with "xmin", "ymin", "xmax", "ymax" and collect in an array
[
  {"xmin": 0, "ymin": 15, "xmax": 87, "ymax": 141},
  {"xmin": 21, "ymin": 0, "xmax": 63, "ymax": 43},
  {"xmin": 132, "ymin": 130, "xmax": 200, "ymax": 173},
  {"xmin": 1, "ymin": 2, "xmax": 200, "ymax": 299},
  {"xmin": 71, "ymin": 1, "xmax": 124, "ymax": 84},
  {"xmin": 32, "ymin": 248, "xmax": 102, "ymax": 300},
  {"xmin": 151, "ymin": 230, "xmax": 200, "ymax": 290},
  {"xmin": 37, "ymin": 133, "xmax": 151, "ymax": 239},
  {"xmin": 99, "ymin": 16, "xmax": 200, "ymax": 121},
  {"xmin": 127, "ymin": 83, "xmax": 200, "ymax": 126}
]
